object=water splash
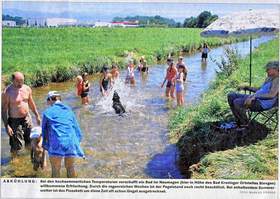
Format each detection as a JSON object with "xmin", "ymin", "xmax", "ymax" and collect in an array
[{"xmin": 95, "ymin": 78, "xmax": 144, "ymax": 114}]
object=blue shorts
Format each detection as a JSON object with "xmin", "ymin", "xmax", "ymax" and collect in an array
[{"xmin": 176, "ymin": 85, "xmax": 184, "ymax": 93}]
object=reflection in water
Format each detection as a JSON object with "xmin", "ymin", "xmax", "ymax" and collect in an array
[
  {"xmin": 145, "ymin": 145, "xmax": 183, "ymax": 179},
  {"xmin": 1, "ymin": 36, "xmax": 274, "ymax": 178},
  {"xmin": 200, "ymin": 61, "xmax": 207, "ymax": 72}
]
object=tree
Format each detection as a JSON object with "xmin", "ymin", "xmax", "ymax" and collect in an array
[
  {"xmin": 183, "ymin": 11, "xmax": 218, "ymax": 28},
  {"xmin": 197, "ymin": 11, "xmax": 212, "ymax": 28},
  {"xmin": 176, "ymin": 22, "xmax": 181, "ymax": 28},
  {"xmin": 112, "ymin": 15, "xmax": 177, "ymax": 27},
  {"xmin": 183, "ymin": 17, "xmax": 197, "ymax": 28}
]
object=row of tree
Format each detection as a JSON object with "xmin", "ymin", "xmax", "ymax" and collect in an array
[
  {"xmin": 112, "ymin": 15, "xmax": 177, "ymax": 27},
  {"xmin": 113, "ymin": 11, "xmax": 218, "ymax": 28}
]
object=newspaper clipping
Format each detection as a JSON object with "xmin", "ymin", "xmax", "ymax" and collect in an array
[{"xmin": 1, "ymin": 0, "xmax": 279, "ymax": 198}]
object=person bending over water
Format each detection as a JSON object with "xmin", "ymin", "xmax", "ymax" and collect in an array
[
  {"xmin": 176, "ymin": 64, "xmax": 185, "ymax": 106},
  {"xmin": 81, "ymin": 73, "xmax": 90, "ymax": 105},
  {"xmin": 42, "ymin": 91, "xmax": 84, "ymax": 178},
  {"xmin": 161, "ymin": 58, "xmax": 177, "ymax": 99},
  {"xmin": 2, "ymin": 72, "xmax": 41, "ymax": 158},
  {"xmin": 100, "ymin": 66, "xmax": 113, "ymax": 96}
]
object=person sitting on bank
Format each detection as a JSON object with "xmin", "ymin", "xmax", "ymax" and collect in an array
[
  {"xmin": 227, "ymin": 61, "xmax": 279, "ymax": 126},
  {"xmin": 2, "ymin": 72, "xmax": 41, "ymax": 157},
  {"xmin": 42, "ymin": 91, "xmax": 84, "ymax": 178}
]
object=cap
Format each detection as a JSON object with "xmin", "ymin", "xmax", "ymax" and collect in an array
[
  {"xmin": 30, "ymin": 126, "xmax": 42, "ymax": 139},
  {"xmin": 265, "ymin": 61, "xmax": 279, "ymax": 70},
  {"xmin": 46, "ymin": 91, "xmax": 61, "ymax": 100}
]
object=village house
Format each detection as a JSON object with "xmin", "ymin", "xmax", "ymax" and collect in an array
[
  {"xmin": 2, "ymin": 20, "xmax": 16, "ymax": 27},
  {"xmin": 27, "ymin": 18, "xmax": 77, "ymax": 27}
]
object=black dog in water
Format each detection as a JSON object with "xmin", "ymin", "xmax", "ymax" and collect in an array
[{"xmin": 112, "ymin": 91, "xmax": 126, "ymax": 115}]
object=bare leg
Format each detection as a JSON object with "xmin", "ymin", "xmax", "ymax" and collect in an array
[
  {"xmin": 49, "ymin": 156, "xmax": 62, "ymax": 178},
  {"xmin": 165, "ymin": 87, "xmax": 171, "ymax": 98},
  {"xmin": 130, "ymin": 78, "xmax": 136, "ymax": 86},
  {"xmin": 81, "ymin": 97, "xmax": 86, "ymax": 105},
  {"xmin": 176, "ymin": 92, "xmax": 180, "ymax": 106},
  {"xmin": 65, "ymin": 157, "xmax": 76, "ymax": 178},
  {"xmin": 170, "ymin": 86, "xmax": 175, "ymax": 99},
  {"xmin": 181, "ymin": 92, "xmax": 184, "ymax": 106}
]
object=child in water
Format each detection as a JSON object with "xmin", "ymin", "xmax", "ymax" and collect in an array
[
  {"xmin": 100, "ymin": 66, "xmax": 113, "ymax": 97},
  {"xmin": 176, "ymin": 64, "xmax": 185, "ymax": 106},
  {"xmin": 76, "ymin": 75, "xmax": 83, "ymax": 97},
  {"xmin": 81, "ymin": 73, "xmax": 90, "ymax": 105},
  {"xmin": 125, "ymin": 60, "xmax": 135, "ymax": 85},
  {"xmin": 138, "ymin": 56, "xmax": 149, "ymax": 73},
  {"xmin": 201, "ymin": 43, "xmax": 211, "ymax": 62},
  {"xmin": 176, "ymin": 56, "xmax": 187, "ymax": 82},
  {"xmin": 161, "ymin": 58, "xmax": 177, "ymax": 99},
  {"xmin": 111, "ymin": 64, "xmax": 120, "ymax": 81}
]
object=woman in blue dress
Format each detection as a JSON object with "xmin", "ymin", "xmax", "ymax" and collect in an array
[{"xmin": 42, "ymin": 91, "xmax": 84, "ymax": 178}]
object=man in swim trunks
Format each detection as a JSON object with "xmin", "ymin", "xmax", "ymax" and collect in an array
[{"xmin": 2, "ymin": 72, "xmax": 41, "ymax": 157}]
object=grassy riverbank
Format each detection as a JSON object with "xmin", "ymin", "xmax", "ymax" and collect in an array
[
  {"xmin": 169, "ymin": 39, "xmax": 279, "ymax": 179},
  {"xmin": 3, "ymin": 27, "xmax": 245, "ymax": 87}
]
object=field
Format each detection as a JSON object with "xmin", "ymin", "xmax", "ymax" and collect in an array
[
  {"xmin": 3, "ymin": 27, "xmax": 245, "ymax": 86},
  {"xmin": 169, "ymin": 39, "xmax": 279, "ymax": 179}
]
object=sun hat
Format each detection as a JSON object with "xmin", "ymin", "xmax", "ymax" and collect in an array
[
  {"xmin": 265, "ymin": 61, "xmax": 279, "ymax": 70},
  {"xmin": 46, "ymin": 91, "xmax": 61, "ymax": 101},
  {"xmin": 30, "ymin": 126, "xmax": 42, "ymax": 139}
]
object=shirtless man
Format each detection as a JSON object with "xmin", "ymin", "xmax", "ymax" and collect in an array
[{"xmin": 2, "ymin": 72, "xmax": 41, "ymax": 156}]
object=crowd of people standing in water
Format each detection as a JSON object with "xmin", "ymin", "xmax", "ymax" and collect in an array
[
  {"xmin": 75, "ymin": 54, "xmax": 195, "ymax": 107},
  {"xmin": 2, "ymin": 42, "xmax": 211, "ymax": 178}
]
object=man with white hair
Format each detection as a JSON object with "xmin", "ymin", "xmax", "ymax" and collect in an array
[
  {"xmin": 227, "ymin": 61, "xmax": 279, "ymax": 125},
  {"xmin": 2, "ymin": 72, "xmax": 41, "ymax": 157}
]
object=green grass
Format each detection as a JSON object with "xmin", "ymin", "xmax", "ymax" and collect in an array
[
  {"xmin": 3, "ymin": 27, "xmax": 246, "ymax": 86},
  {"xmin": 169, "ymin": 39, "xmax": 279, "ymax": 179}
]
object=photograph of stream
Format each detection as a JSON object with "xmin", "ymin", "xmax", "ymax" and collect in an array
[{"xmin": 1, "ymin": 1, "xmax": 278, "ymax": 182}]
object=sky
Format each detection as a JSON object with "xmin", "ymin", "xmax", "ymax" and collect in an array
[{"xmin": 3, "ymin": 1, "xmax": 278, "ymax": 22}]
